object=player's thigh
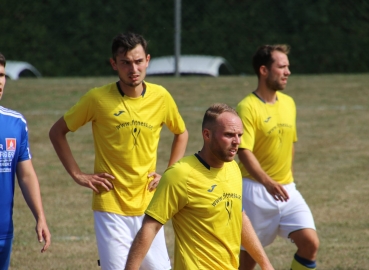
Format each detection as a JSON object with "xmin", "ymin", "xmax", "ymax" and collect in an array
[
  {"xmin": 278, "ymin": 186, "xmax": 316, "ymax": 239},
  {"xmin": 94, "ymin": 212, "xmax": 171, "ymax": 270},
  {"xmin": 242, "ymin": 178, "xmax": 280, "ymax": 247},
  {"xmin": 94, "ymin": 212, "xmax": 139, "ymax": 270},
  {"xmin": 0, "ymin": 238, "xmax": 13, "ymax": 270}
]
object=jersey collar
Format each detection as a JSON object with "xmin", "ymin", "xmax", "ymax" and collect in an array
[
  {"xmin": 116, "ymin": 81, "xmax": 147, "ymax": 97},
  {"xmin": 195, "ymin": 152, "xmax": 211, "ymax": 170},
  {"xmin": 252, "ymin": 91, "xmax": 278, "ymax": 103}
]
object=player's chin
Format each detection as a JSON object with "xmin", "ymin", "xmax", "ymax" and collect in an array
[
  {"xmin": 224, "ymin": 153, "xmax": 236, "ymax": 162},
  {"xmin": 279, "ymin": 82, "xmax": 287, "ymax": 89},
  {"xmin": 126, "ymin": 81, "xmax": 141, "ymax": 88}
]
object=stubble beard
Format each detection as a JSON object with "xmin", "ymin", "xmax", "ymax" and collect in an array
[
  {"xmin": 211, "ymin": 143, "xmax": 234, "ymax": 163},
  {"xmin": 121, "ymin": 77, "xmax": 143, "ymax": 88},
  {"xmin": 266, "ymin": 75, "xmax": 286, "ymax": 91}
]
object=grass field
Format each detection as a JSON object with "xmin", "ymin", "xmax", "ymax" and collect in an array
[{"xmin": 3, "ymin": 74, "xmax": 369, "ymax": 269}]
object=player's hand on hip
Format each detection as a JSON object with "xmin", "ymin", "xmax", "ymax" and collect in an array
[
  {"xmin": 147, "ymin": 172, "xmax": 162, "ymax": 192},
  {"xmin": 265, "ymin": 181, "xmax": 289, "ymax": 202},
  {"xmin": 74, "ymin": 172, "xmax": 114, "ymax": 193}
]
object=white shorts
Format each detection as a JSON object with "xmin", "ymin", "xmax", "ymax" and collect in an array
[
  {"xmin": 94, "ymin": 211, "xmax": 171, "ymax": 270},
  {"xmin": 242, "ymin": 178, "xmax": 316, "ymax": 248}
]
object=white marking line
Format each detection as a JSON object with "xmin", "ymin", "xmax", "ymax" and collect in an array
[
  {"xmin": 20, "ymin": 110, "xmax": 65, "ymax": 115},
  {"xmin": 298, "ymin": 105, "xmax": 368, "ymax": 111},
  {"xmin": 56, "ymin": 236, "xmax": 92, "ymax": 241}
]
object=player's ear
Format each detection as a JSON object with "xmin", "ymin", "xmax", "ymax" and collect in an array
[
  {"xmin": 145, "ymin": 54, "xmax": 151, "ymax": 67},
  {"xmin": 260, "ymin": 65, "xmax": 268, "ymax": 76},
  {"xmin": 202, "ymin": 128, "xmax": 211, "ymax": 140},
  {"xmin": 110, "ymin": 58, "xmax": 117, "ymax": 71}
]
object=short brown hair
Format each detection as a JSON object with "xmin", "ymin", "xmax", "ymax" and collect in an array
[
  {"xmin": 252, "ymin": 44, "xmax": 290, "ymax": 77},
  {"xmin": 111, "ymin": 32, "xmax": 148, "ymax": 60},
  {"xmin": 0, "ymin": 53, "xmax": 6, "ymax": 67},
  {"xmin": 202, "ymin": 103, "xmax": 238, "ymax": 130}
]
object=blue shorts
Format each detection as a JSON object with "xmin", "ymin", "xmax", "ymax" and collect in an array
[{"xmin": 0, "ymin": 238, "xmax": 13, "ymax": 270}]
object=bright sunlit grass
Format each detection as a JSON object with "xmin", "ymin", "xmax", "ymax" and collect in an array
[{"xmin": 3, "ymin": 74, "xmax": 369, "ymax": 269}]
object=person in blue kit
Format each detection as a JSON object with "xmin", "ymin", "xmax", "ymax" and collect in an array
[{"xmin": 0, "ymin": 53, "xmax": 51, "ymax": 269}]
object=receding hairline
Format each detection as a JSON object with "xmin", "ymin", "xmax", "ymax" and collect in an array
[
  {"xmin": 202, "ymin": 103, "xmax": 239, "ymax": 130},
  {"xmin": 252, "ymin": 44, "xmax": 290, "ymax": 77}
]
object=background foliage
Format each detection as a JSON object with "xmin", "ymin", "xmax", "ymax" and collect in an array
[{"xmin": 1, "ymin": 0, "xmax": 369, "ymax": 76}]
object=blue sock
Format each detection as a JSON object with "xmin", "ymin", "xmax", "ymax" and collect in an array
[{"xmin": 294, "ymin": 253, "xmax": 316, "ymax": 269}]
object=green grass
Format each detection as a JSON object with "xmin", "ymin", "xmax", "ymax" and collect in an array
[{"xmin": 2, "ymin": 74, "xmax": 369, "ymax": 269}]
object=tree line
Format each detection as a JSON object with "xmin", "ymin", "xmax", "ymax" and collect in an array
[{"xmin": 1, "ymin": 0, "xmax": 368, "ymax": 76}]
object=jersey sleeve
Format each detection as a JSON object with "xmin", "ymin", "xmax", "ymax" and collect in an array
[
  {"xmin": 145, "ymin": 164, "xmax": 188, "ymax": 224},
  {"xmin": 236, "ymin": 100, "xmax": 256, "ymax": 151},
  {"xmin": 64, "ymin": 89, "xmax": 96, "ymax": 132},
  {"xmin": 292, "ymin": 99, "xmax": 298, "ymax": 143},
  {"xmin": 18, "ymin": 117, "xmax": 31, "ymax": 162},
  {"xmin": 162, "ymin": 90, "xmax": 186, "ymax": 135}
]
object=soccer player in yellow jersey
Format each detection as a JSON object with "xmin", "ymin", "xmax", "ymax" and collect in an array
[
  {"xmin": 237, "ymin": 45, "xmax": 319, "ymax": 270},
  {"xmin": 125, "ymin": 104, "xmax": 273, "ymax": 270},
  {"xmin": 49, "ymin": 33, "xmax": 188, "ymax": 270}
]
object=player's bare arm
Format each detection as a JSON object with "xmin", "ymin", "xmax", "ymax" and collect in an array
[
  {"xmin": 238, "ymin": 148, "xmax": 289, "ymax": 202},
  {"xmin": 167, "ymin": 129, "xmax": 188, "ymax": 167},
  {"xmin": 125, "ymin": 215, "xmax": 163, "ymax": 270},
  {"xmin": 16, "ymin": 160, "xmax": 51, "ymax": 253},
  {"xmin": 146, "ymin": 130, "xmax": 188, "ymax": 192},
  {"xmin": 49, "ymin": 117, "xmax": 114, "ymax": 193},
  {"xmin": 241, "ymin": 212, "xmax": 274, "ymax": 270}
]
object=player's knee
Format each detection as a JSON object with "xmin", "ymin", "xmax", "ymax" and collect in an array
[
  {"xmin": 309, "ymin": 235, "xmax": 320, "ymax": 255},
  {"xmin": 299, "ymin": 235, "xmax": 319, "ymax": 258}
]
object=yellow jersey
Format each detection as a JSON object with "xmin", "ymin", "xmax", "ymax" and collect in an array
[
  {"xmin": 236, "ymin": 92, "xmax": 297, "ymax": 184},
  {"xmin": 64, "ymin": 81, "xmax": 186, "ymax": 215},
  {"xmin": 146, "ymin": 154, "xmax": 243, "ymax": 270}
]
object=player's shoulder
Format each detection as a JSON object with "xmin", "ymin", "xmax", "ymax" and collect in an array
[
  {"xmin": 0, "ymin": 106, "xmax": 27, "ymax": 124},
  {"xmin": 88, "ymin": 82, "xmax": 116, "ymax": 95},
  {"xmin": 144, "ymin": 81, "xmax": 166, "ymax": 90},
  {"xmin": 277, "ymin": 91, "xmax": 295, "ymax": 105},
  {"xmin": 161, "ymin": 156, "xmax": 196, "ymax": 186},
  {"xmin": 170, "ymin": 155, "xmax": 198, "ymax": 170},
  {"xmin": 165, "ymin": 155, "xmax": 203, "ymax": 177},
  {"xmin": 226, "ymin": 160, "xmax": 242, "ymax": 175},
  {"xmin": 144, "ymin": 81, "xmax": 169, "ymax": 96},
  {"xmin": 236, "ymin": 92, "xmax": 259, "ymax": 113},
  {"xmin": 277, "ymin": 91, "xmax": 293, "ymax": 99},
  {"xmin": 237, "ymin": 92, "xmax": 258, "ymax": 105}
]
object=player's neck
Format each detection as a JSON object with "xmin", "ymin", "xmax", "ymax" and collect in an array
[
  {"xmin": 254, "ymin": 87, "xmax": 277, "ymax": 104},
  {"xmin": 198, "ymin": 149, "xmax": 224, "ymax": 169},
  {"xmin": 119, "ymin": 81, "xmax": 144, "ymax": 98}
]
